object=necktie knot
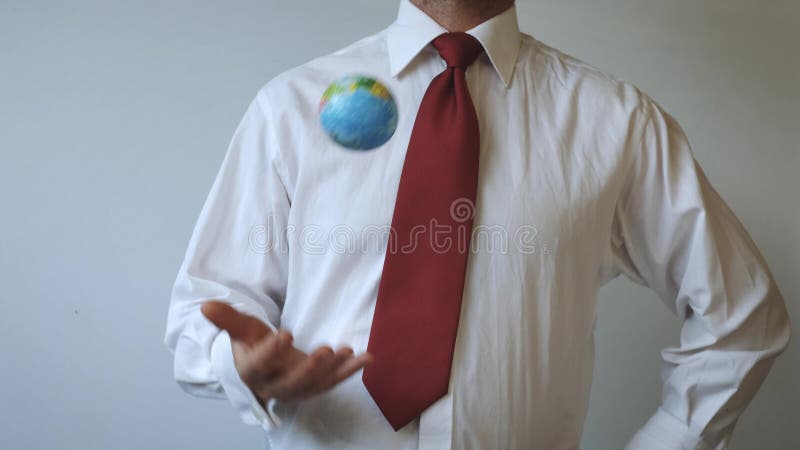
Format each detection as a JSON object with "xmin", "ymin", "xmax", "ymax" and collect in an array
[{"xmin": 432, "ymin": 32, "xmax": 484, "ymax": 69}]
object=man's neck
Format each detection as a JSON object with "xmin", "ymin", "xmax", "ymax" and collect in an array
[{"xmin": 410, "ymin": 0, "xmax": 515, "ymax": 32}]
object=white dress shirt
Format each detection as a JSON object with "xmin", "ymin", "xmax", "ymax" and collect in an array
[{"xmin": 164, "ymin": 1, "xmax": 791, "ymax": 449}]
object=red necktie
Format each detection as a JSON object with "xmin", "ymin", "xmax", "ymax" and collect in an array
[{"xmin": 363, "ymin": 32, "xmax": 484, "ymax": 431}]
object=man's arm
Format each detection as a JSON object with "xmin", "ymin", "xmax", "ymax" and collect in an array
[
  {"xmin": 165, "ymin": 89, "xmax": 372, "ymax": 432},
  {"xmin": 606, "ymin": 92, "xmax": 791, "ymax": 449},
  {"xmin": 164, "ymin": 93, "xmax": 291, "ymax": 430}
]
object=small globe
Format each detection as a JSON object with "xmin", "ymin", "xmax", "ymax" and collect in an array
[{"xmin": 319, "ymin": 75, "xmax": 398, "ymax": 150}]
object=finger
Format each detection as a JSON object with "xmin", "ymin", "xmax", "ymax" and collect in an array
[
  {"xmin": 306, "ymin": 347, "xmax": 355, "ymax": 393},
  {"xmin": 292, "ymin": 347, "xmax": 364, "ymax": 399},
  {"xmin": 275, "ymin": 329, "xmax": 294, "ymax": 351},
  {"xmin": 314, "ymin": 351, "xmax": 373, "ymax": 394},
  {"xmin": 201, "ymin": 301, "xmax": 271, "ymax": 344},
  {"xmin": 294, "ymin": 346, "xmax": 338, "ymax": 391},
  {"xmin": 327, "ymin": 347, "xmax": 354, "ymax": 370},
  {"xmin": 267, "ymin": 346, "xmax": 335, "ymax": 400}
]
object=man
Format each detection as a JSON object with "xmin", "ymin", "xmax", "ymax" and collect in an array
[{"xmin": 165, "ymin": 0, "xmax": 791, "ymax": 448}]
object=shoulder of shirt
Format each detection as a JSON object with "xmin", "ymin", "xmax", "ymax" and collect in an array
[
  {"xmin": 251, "ymin": 30, "xmax": 389, "ymax": 112},
  {"xmin": 519, "ymin": 33, "xmax": 660, "ymax": 120}
]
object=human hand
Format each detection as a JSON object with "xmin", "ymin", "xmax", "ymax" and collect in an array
[{"xmin": 201, "ymin": 301, "xmax": 372, "ymax": 404}]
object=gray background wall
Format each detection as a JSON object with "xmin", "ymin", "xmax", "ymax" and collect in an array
[{"xmin": 1, "ymin": 0, "xmax": 797, "ymax": 449}]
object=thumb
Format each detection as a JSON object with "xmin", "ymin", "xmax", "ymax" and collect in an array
[{"xmin": 201, "ymin": 301, "xmax": 272, "ymax": 345}]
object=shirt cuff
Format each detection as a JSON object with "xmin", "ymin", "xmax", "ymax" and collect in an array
[
  {"xmin": 210, "ymin": 330, "xmax": 282, "ymax": 432},
  {"xmin": 624, "ymin": 408, "xmax": 714, "ymax": 450}
]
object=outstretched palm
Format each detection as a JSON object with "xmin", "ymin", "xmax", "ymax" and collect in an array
[{"xmin": 202, "ymin": 301, "xmax": 372, "ymax": 403}]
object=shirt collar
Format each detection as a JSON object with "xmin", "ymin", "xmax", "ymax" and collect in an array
[{"xmin": 386, "ymin": 0, "xmax": 522, "ymax": 88}]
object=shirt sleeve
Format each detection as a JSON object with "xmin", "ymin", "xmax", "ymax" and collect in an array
[
  {"xmin": 606, "ymin": 94, "xmax": 791, "ymax": 449},
  {"xmin": 164, "ymin": 91, "xmax": 291, "ymax": 432}
]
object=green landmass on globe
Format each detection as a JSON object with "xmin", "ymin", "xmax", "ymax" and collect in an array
[{"xmin": 319, "ymin": 75, "xmax": 399, "ymax": 150}]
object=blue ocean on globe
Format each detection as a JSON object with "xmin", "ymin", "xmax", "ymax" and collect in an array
[{"xmin": 319, "ymin": 75, "xmax": 398, "ymax": 150}]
